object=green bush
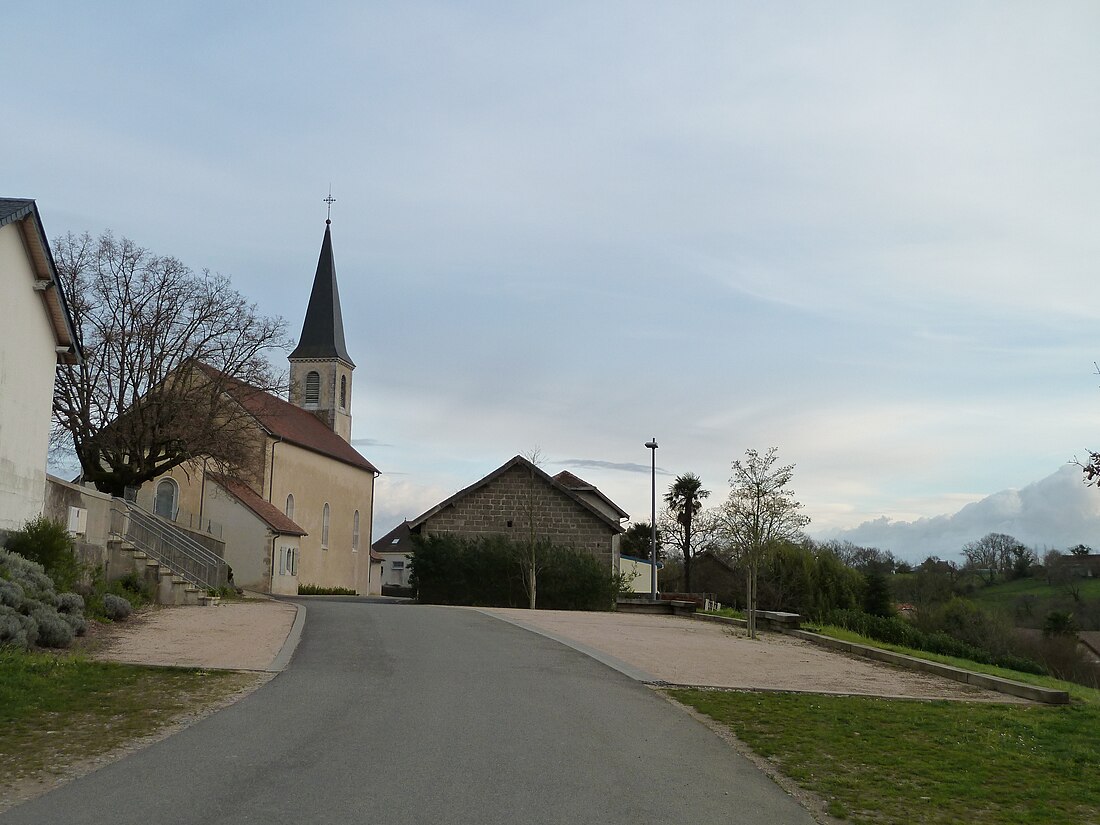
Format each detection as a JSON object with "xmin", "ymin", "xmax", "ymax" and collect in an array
[
  {"xmin": 297, "ymin": 584, "xmax": 357, "ymax": 595},
  {"xmin": 411, "ymin": 534, "xmax": 619, "ymax": 610},
  {"xmin": 102, "ymin": 593, "xmax": 132, "ymax": 621},
  {"xmin": 0, "ymin": 605, "xmax": 37, "ymax": 649},
  {"xmin": 823, "ymin": 607, "xmax": 1046, "ymax": 676},
  {"xmin": 0, "ymin": 549, "xmax": 82, "ymax": 650},
  {"xmin": 2, "ymin": 516, "xmax": 83, "ymax": 592}
]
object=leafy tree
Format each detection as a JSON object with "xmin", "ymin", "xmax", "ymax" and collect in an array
[
  {"xmin": 51, "ymin": 231, "xmax": 289, "ymax": 496},
  {"xmin": 661, "ymin": 473, "xmax": 711, "ymax": 593},
  {"xmin": 1069, "ymin": 544, "xmax": 1092, "ymax": 557},
  {"xmin": 1007, "ymin": 544, "xmax": 1038, "ymax": 580},
  {"xmin": 862, "ymin": 569, "xmax": 894, "ymax": 618},
  {"xmin": 719, "ymin": 448, "xmax": 810, "ymax": 638},
  {"xmin": 620, "ymin": 521, "xmax": 663, "ymax": 561}
]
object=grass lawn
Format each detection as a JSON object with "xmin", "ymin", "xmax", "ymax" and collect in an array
[
  {"xmin": 967, "ymin": 576, "xmax": 1100, "ymax": 613},
  {"xmin": 0, "ymin": 648, "xmax": 259, "ymax": 804},
  {"xmin": 669, "ymin": 688, "xmax": 1100, "ymax": 825}
]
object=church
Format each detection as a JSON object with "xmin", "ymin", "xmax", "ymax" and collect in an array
[{"xmin": 135, "ymin": 218, "xmax": 379, "ymax": 595}]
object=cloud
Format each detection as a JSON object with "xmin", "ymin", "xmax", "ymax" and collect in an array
[
  {"xmin": 556, "ymin": 458, "xmax": 673, "ymax": 476},
  {"xmin": 816, "ymin": 465, "xmax": 1100, "ymax": 563}
]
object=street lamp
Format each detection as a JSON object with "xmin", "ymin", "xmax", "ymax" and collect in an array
[{"xmin": 645, "ymin": 438, "xmax": 658, "ymax": 601}]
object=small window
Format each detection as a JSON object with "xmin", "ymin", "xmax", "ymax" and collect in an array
[
  {"xmin": 392, "ymin": 560, "xmax": 405, "ymax": 570},
  {"xmin": 322, "ymin": 503, "xmax": 330, "ymax": 548},
  {"xmin": 154, "ymin": 478, "xmax": 178, "ymax": 520},
  {"xmin": 340, "ymin": 375, "xmax": 347, "ymax": 409},
  {"xmin": 279, "ymin": 547, "xmax": 287, "ymax": 575},
  {"xmin": 305, "ymin": 371, "xmax": 321, "ymax": 407},
  {"xmin": 286, "ymin": 494, "xmax": 294, "ymax": 520},
  {"xmin": 352, "ymin": 510, "xmax": 360, "ymax": 551}
]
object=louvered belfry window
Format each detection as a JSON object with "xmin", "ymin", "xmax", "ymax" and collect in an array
[{"xmin": 305, "ymin": 371, "xmax": 320, "ymax": 406}]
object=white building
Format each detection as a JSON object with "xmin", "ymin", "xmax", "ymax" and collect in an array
[{"xmin": 0, "ymin": 199, "xmax": 82, "ymax": 535}]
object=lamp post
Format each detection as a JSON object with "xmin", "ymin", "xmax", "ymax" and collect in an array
[{"xmin": 645, "ymin": 438, "xmax": 658, "ymax": 601}]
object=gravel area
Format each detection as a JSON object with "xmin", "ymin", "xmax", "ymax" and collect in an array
[
  {"xmin": 484, "ymin": 608, "xmax": 1027, "ymax": 703},
  {"xmin": 93, "ymin": 600, "xmax": 299, "ymax": 671}
]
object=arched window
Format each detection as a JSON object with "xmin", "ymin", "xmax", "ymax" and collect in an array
[
  {"xmin": 322, "ymin": 503, "xmax": 330, "ymax": 548},
  {"xmin": 305, "ymin": 371, "xmax": 321, "ymax": 407},
  {"xmin": 285, "ymin": 494, "xmax": 294, "ymax": 520},
  {"xmin": 352, "ymin": 510, "xmax": 360, "ymax": 551},
  {"xmin": 154, "ymin": 478, "xmax": 178, "ymax": 520},
  {"xmin": 340, "ymin": 375, "xmax": 347, "ymax": 409}
]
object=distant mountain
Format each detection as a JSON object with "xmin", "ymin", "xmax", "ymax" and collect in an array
[{"xmin": 816, "ymin": 465, "xmax": 1100, "ymax": 563}]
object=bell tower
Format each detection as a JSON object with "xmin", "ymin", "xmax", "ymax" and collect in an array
[{"xmin": 288, "ymin": 209, "xmax": 355, "ymax": 443}]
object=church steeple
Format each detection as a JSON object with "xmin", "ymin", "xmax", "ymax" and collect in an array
[
  {"xmin": 289, "ymin": 213, "xmax": 355, "ymax": 443},
  {"xmin": 288, "ymin": 220, "xmax": 354, "ymax": 366}
]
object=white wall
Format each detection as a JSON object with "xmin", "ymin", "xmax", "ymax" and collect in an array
[{"xmin": 0, "ymin": 223, "xmax": 58, "ymax": 533}]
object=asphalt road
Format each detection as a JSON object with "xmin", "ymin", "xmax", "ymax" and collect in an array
[{"xmin": 2, "ymin": 600, "xmax": 817, "ymax": 824}]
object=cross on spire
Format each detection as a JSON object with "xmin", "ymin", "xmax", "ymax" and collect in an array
[{"xmin": 324, "ymin": 188, "xmax": 336, "ymax": 224}]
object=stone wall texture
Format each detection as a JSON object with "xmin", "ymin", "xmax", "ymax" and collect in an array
[{"xmin": 422, "ymin": 464, "xmax": 617, "ymax": 568}]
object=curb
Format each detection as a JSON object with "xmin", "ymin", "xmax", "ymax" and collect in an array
[{"xmin": 267, "ymin": 602, "xmax": 306, "ymax": 672}]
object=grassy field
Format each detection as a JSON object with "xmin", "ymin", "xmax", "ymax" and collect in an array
[
  {"xmin": 669, "ymin": 687, "xmax": 1100, "ymax": 825},
  {"xmin": 0, "ymin": 649, "xmax": 259, "ymax": 806},
  {"xmin": 966, "ymin": 576, "xmax": 1100, "ymax": 613}
]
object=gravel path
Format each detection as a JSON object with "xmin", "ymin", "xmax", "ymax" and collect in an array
[
  {"xmin": 94, "ymin": 600, "xmax": 298, "ymax": 671},
  {"xmin": 484, "ymin": 608, "xmax": 1027, "ymax": 702}
]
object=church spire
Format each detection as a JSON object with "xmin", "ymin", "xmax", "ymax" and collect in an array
[
  {"xmin": 287, "ymin": 202, "xmax": 357, "ymax": 443},
  {"xmin": 288, "ymin": 217, "xmax": 354, "ymax": 366}
]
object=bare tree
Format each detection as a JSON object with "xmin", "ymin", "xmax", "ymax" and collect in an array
[
  {"xmin": 661, "ymin": 472, "xmax": 711, "ymax": 593},
  {"xmin": 516, "ymin": 447, "xmax": 548, "ymax": 609},
  {"xmin": 961, "ymin": 533, "xmax": 1023, "ymax": 585},
  {"xmin": 51, "ymin": 231, "xmax": 290, "ymax": 496},
  {"xmin": 719, "ymin": 448, "xmax": 810, "ymax": 638}
]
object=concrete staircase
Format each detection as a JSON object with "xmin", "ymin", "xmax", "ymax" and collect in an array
[
  {"xmin": 107, "ymin": 499, "xmax": 229, "ymax": 606},
  {"xmin": 107, "ymin": 540, "xmax": 205, "ymax": 605}
]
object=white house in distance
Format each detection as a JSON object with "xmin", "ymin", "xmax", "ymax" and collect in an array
[{"xmin": 0, "ymin": 198, "xmax": 82, "ymax": 535}]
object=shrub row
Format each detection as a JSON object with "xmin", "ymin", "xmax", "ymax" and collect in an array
[
  {"xmin": 823, "ymin": 607, "xmax": 1047, "ymax": 675},
  {"xmin": 411, "ymin": 534, "xmax": 618, "ymax": 610}
]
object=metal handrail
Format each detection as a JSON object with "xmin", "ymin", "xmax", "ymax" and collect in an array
[{"xmin": 109, "ymin": 499, "xmax": 228, "ymax": 591}]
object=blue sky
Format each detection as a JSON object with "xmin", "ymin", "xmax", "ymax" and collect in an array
[{"xmin": 7, "ymin": 3, "xmax": 1100, "ymax": 558}]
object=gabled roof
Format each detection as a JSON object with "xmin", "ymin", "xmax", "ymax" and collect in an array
[
  {"xmin": 0, "ymin": 198, "xmax": 82, "ymax": 365},
  {"xmin": 210, "ymin": 473, "xmax": 307, "ymax": 536},
  {"xmin": 288, "ymin": 221, "xmax": 354, "ymax": 365},
  {"xmin": 408, "ymin": 455, "xmax": 624, "ymax": 534},
  {"xmin": 553, "ymin": 470, "xmax": 629, "ymax": 520},
  {"xmin": 371, "ymin": 520, "xmax": 414, "ymax": 555},
  {"xmin": 195, "ymin": 363, "xmax": 378, "ymax": 474}
]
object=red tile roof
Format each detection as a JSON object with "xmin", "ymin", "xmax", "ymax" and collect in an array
[
  {"xmin": 197, "ymin": 364, "xmax": 379, "ymax": 474},
  {"xmin": 211, "ymin": 473, "xmax": 308, "ymax": 536}
]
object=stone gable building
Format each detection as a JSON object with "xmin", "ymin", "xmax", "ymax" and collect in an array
[{"xmin": 401, "ymin": 456, "xmax": 627, "ymax": 571}]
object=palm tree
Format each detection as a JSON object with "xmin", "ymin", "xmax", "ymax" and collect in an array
[{"xmin": 664, "ymin": 472, "xmax": 710, "ymax": 593}]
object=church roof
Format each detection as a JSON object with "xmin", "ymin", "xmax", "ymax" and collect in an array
[
  {"xmin": 209, "ymin": 473, "xmax": 307, "ymax": 536},
  {"xmin": 196, "ymin": 363, "xmax": 378, "ymax": 474},
  {"xmin": 0, "ymin": 198, "xmax": 83, "ymax": 365},
  {"xmin": 288, "ymin": 221, "xmax": 354, "ymax": 366}
]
